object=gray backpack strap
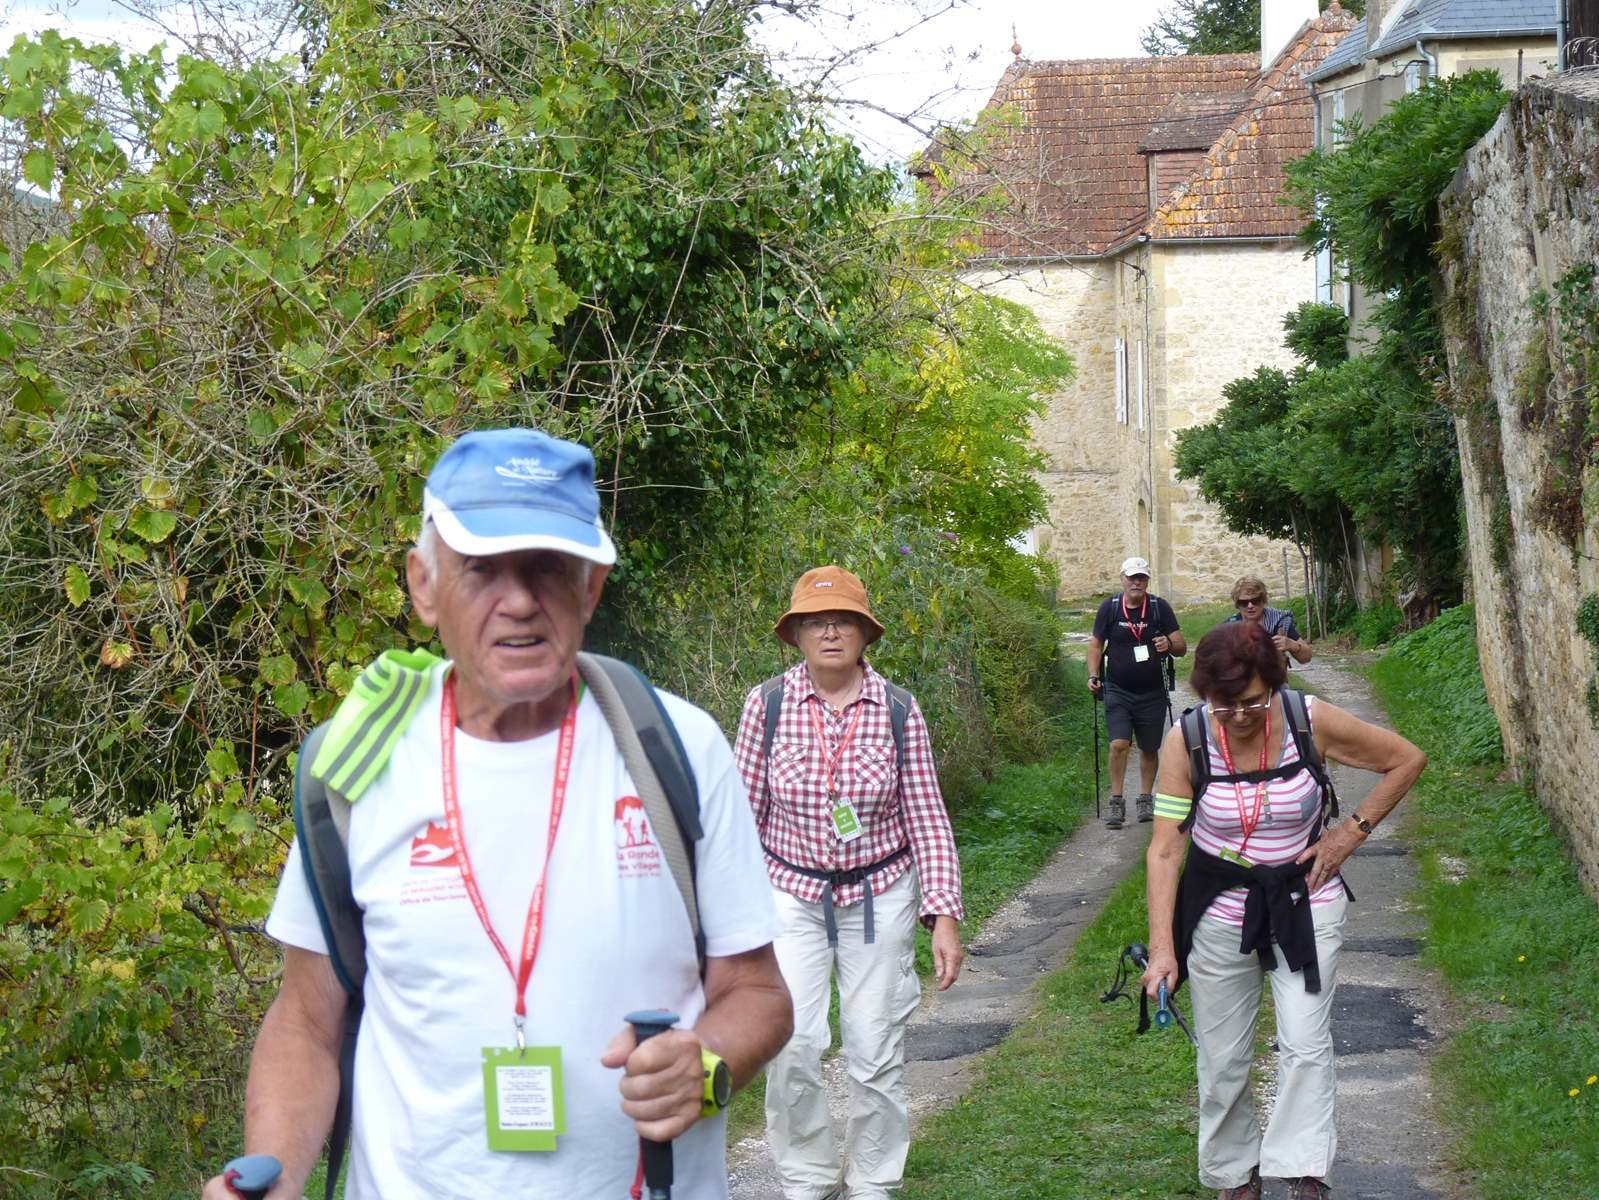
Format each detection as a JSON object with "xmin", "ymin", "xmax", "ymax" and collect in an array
[
  {"xmin": 1280, "ymin": 687, "xmax": 1339, "ymax": 821},
  {"xmin": 1177, "ymin": 706, "xmax": 1210, "ymax": 834},
  {"xmin": 760, "ymin": 676, "xmax": 785, "ymax": 762},
  {"xmin": 290, "ymin": 722, "xmax": 361, "ymax": 1200},
  {"xmin": 292, "ymin": 723, "xmax": 363, "ymax": 996},
  {"xmin": 577, "ymin": 652, "xmax": 704, "ymax": 967},
  {"xmin": 884, "ymin": 682, "xmax": 911, "ymax": 778}
]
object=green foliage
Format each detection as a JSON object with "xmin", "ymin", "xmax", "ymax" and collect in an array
[
  {"xmin": 1282, "ymin": 299, "xmax": 1349, "ymax": 370},
  {"xmin": 1373, "ymin": 606, "xmax": 1502, "ymax": 764},
  {"xmin": 0, "ymin": 1, "xmax": 900, "ymax": 816},
  {"xmin": 1141, "ymin": 0, "xmax": 1360, "ymax": 55},
  {"xmin": 1370, "ymin": 611, "xmax": 1599, "ymax": 1197},
  {"xmin": 0, "ymin": 785, "xmax": 285, "ymax": 1192},
  {"xmin": 1286, "ymin": 72, "xmax": 1511, "ymax": 298},
  {"xmin": 1347, "ymin": 600, "xmax": 1403, "ymax": 647}
]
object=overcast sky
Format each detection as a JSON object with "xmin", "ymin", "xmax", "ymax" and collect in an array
[{"xmin": 1, "ymin": 0, "xmax": 1172, "ymax": 164}]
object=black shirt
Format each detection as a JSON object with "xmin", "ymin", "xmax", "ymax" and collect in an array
[{"xmin": 1092, "ymin": 593, "xmax": 1180, "ymax": 695}]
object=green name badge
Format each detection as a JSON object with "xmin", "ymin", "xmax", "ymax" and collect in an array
[
  {"xmin": 1217, "ymin": 846, "xmax": 1253, "ymax": 868},
  {"xmin": 482, "ymin": 1045, "xmax": 565, "ymax": 1151},
  {"xmin": 831, "ymin": 801, "xmax": 862, "ymax": 842}
]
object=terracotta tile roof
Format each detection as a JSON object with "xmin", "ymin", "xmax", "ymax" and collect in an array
[
  {"xmin": 1148, "ymin": 8, "xmax": 1358, "ymax": 240},
  {"xmin": 1140, "ymin": 92, "xmax": 1257, "ymax": 151},
  {"xmin": 926, "ymin": 9, "xmax": 1356, "ymax": 257},
  {"xmin": 930, "ymin": 54, "xmax": 1261, "ymax": 257}
]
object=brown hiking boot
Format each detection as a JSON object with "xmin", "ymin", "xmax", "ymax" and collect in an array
[
  {"xmin": 1218, "ymin": 1167, "xmax": 1261, "ymax": 1200},
  {"xmin": 1287, "ymin": 1179, "xmax": 1331, "ymax": 1200},
  {"xmin": 1105, "ymin": 795, "xmax": 1125, "ymax": 829}
]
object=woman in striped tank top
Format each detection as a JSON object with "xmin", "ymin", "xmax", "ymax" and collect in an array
[{"xmin": 1141, "ymin": 622, "xmax": 1426, "ymax": 1200}]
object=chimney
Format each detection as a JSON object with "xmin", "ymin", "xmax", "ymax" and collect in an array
[{"xmin": 1261, "ymin": 0, "xmax": 1321, "ymax": 68}]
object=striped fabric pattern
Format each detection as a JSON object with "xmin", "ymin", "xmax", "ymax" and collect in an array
[
  {"xmin": 311, "ymin": 649, "xmax": 447, "ymax": 801},
  {"xmin": 1186, "ymin": 696, "xmax": 1343, "ymax": 926}
]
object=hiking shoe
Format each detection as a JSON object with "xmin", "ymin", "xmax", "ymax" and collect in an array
[
  {"xmin": 1105, "ymin": 795, "xmax": 1125, "ymax": 829},
  {"xmin": 1136, "ymin": 793, "xmax": 1154, "ymax": 822},
  {"xmin": 1217, "ymin": 1167, "xmax": 1261, "ymax": 1200},
  {"xmin": 1286, "ymin": 1178, "xmax": 1331, "ymax": 1200}
]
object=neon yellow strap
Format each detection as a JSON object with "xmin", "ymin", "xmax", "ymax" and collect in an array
[{"xmin": 1153, "ymin": 792, "xmax": 1193, "ymax": 822}]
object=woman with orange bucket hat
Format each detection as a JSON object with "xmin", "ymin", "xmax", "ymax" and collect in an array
[{"xmin": 732, "ymin": 565, "xmax": 965, "ymax": 1200}]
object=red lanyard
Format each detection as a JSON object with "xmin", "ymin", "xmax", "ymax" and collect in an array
[
  {"xmin": 1121, "ymin": 593, "xmax": 1149, "ymax": 642},
  {"xmin": 440, "ymin": 672, "xmax": 578, "ymax": 1036},
  {"xmin": 1214, "ymin": 708, "xmax": 1272, "ymax": 856},
  {"xmin": 807, "ymin": 693, "xmax": 865, "ymax": 802}
]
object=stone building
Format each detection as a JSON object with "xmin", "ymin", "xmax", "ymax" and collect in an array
[{"xmin": 936, "ymin": 3, "xmax": 1357, "ymax": 604}]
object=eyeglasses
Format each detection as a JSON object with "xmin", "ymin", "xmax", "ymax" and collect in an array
[
  {"xmin": 1210, "ymin": 699, "xmax": 1272, "ymax": 717},
  {"xmin": 796, "ymin": 616, "xmax": 858, "ymax": 635},
  {"xmin": 1235, "ymin": 597, "xmax": 1265, "ymax": 608}
]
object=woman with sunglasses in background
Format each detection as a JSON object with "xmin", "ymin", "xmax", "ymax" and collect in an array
[
  {"xmin": 1140, "ymin": 622, "xmax": 1424, "ymax": 1200},
  {"xmin": 1226, "ymin": 576, "xmax": 1313, "ymax": 665}
]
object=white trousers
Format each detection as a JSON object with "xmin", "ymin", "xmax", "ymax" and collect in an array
[
  {"xmin": 765, "ymin": 870, "xmax": 921, "ymax": 1200},
  {"xmin": 1187, "ymin": 892, "xmax": 1348, "ymax": 1189}
]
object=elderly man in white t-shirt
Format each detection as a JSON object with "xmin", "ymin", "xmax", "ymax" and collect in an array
[{"xmin": 202, "ymin": 428, "xmax": 792, "ymax": 1200}]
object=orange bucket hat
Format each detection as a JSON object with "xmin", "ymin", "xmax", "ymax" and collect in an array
[{"xmin": 775, "ymin": 565, "xmax": 885, "ymax": 646}]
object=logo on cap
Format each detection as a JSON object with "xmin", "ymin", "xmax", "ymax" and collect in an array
[
  {"xmin": 814, "ymin": 581, "xmax": 834, "ymax": 588},
  {"xmin": 495, "ymin": 457, "xmax": 561, "ymax": 485}
]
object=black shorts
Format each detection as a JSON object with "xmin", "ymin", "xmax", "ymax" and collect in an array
[{"xmin": 1102, "ymin": 683, "xmax": 1168, "ymax": 753}]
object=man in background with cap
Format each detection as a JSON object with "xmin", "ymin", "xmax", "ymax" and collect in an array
[
  {"xmin": 202, "ymin": 428, "xmax": 791, "ymax": 1200},
  {"xmin": 1087, "ymin": 557, "xmax": 1185, "ymax": 829}
]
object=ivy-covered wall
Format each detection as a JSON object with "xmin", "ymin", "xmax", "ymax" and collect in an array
[{"xmin": 1436, "ymin": 71, "xmax": 1599, "ymax": 897}]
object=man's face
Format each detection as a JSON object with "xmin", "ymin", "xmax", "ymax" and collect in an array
[
  {"xmin": 1122, "ymin": 573, "xmax": 1150, "ymax": 602},
  {"xmin": 407, "ymin": 539, "xmax": 608, "ymax": 719}
]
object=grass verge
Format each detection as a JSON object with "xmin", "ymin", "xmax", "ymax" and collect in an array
[
  {"xmin": 1368, "ymin": 606, "xmax": 1599, "ymax": 1199},
  {"xmin": 901, "ymin": 863, "xmax": 1208, "ymax": 1198}
]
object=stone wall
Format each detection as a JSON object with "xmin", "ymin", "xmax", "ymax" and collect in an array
[
  {"xmin": 1150, "ymin": 241, "xmax": 1315, "ymax": 605},
  {"xmin": 1437, "ymin": 72, "xmax": 1599, "ymax": 897}
]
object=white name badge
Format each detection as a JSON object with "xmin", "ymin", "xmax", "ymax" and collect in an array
[{"xmin": 1133, "ymin": 644, "xmax": 1151, "ymax": 663}]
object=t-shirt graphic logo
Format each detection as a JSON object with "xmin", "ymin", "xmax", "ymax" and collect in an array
[
  {"xmin": 409, "ymin": 820, "xmax": 457, "ymax": 868},
  {"xmin": 614, "ymin": 796, "xmax": 662, "ymax": 879}
]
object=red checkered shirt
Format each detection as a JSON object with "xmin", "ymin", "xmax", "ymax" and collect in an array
[{"xmin": 733, "ymin": 660, "xmax": 964, "ymax": 924}]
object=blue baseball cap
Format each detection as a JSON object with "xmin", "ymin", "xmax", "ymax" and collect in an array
[{"xmin": 422, "ymin": 429, "xmax": 617, "ymax": 565}]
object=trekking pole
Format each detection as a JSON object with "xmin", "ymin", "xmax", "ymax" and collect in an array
[
  {"xmin": 1092, "ymin": 689, "xmax": 1102, "ymax": 820},
  {"xmin": 1127, "ymin": 944, "xmax": 1197, "ymax": 1047},
  {"xmin": 625, "ymin": 1009, "xmax": 681, "ymax": 1200},
  {"xmin": 221, "ymin": 1154, "xmax": 282, "ymax": 1199}
]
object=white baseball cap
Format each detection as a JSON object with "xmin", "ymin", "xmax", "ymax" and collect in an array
[{"xmin": 1120, "ymin": 556, "xmax": 1152, "ymax": 578}]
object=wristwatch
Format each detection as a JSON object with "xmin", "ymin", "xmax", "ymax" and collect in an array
[
  {"xmin": 701, "ymin": 1048, "xmax": 732, "ymax": 1117},
  {"xmin": 1350, "ymin": 813, "xmax": 1374, "ymax": 835}
]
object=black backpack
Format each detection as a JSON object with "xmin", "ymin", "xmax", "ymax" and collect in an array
[
  {"xmin": 1176, "ymin": 687, "xmax": 1339, "ymax": 834},
  {"xmin": 291, "ymin": 651, "xmax": 703, "ymax": 1200}
]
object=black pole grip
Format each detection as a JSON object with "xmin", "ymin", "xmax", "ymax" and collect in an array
[{"xmin": 625, "ymin": 1009, "xmax": 681, "ymax": 1200}]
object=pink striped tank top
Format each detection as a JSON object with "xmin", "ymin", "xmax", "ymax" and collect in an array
[{"xmin": 1190, "ymin": 695, "xmax": 1343, "ymax": 926}]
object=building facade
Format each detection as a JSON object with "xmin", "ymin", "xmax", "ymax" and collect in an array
[{"xmin": 941, "ymin": 4, "xmax": 1356, "ymax": 603}]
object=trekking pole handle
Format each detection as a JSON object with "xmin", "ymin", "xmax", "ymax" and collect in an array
[
  {"xmin": 1155, "ymin": 981, "xmax": 1174, "ymax": 1028},
  {"xmin": 625, "ymin": 1009, "xmax": 680, "ymax": 1200},
  {"xmin": 222, "ymin": 1154, "xmax": 282, "ymax": 1200}
]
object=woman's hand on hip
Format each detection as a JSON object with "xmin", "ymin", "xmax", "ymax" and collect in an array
[
  {"xmin": 1296, "ymin": 820, "xmax": 1365, "ymax": 892},
  {"xmin": 931, "ymin": 916, "xmax": 964, "ymax": 990}
]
